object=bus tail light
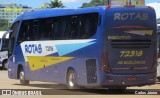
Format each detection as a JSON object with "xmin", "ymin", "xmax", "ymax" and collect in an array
[
  {"xmin": 101, "ymin": 52, "xmax": 112, "ymax": 73},
  {"xmin": 105, "ymin": 76, "xmax": 113, "ymax": 82},
  {"xmin": 106, "ymin": 5, "xmax": 111, "ymax": 9},
  {"xmin": 151, "ymin": 51, "xmax": 157, "ymax": 72}
]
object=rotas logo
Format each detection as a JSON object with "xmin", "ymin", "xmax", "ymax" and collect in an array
[
  {"xmin": 25, "ymin": 44, "xmax": 42, "ymax": 54},
  {"xmin": 114, "ymin": 13, "xmax": 148, "ymax": 21}
]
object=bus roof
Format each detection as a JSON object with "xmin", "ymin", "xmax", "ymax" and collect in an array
[
  {"xmin": 13, "ymin": 5, "xmax": 153, "ymax": 23},
  {"xmin": 14, "ymin": 6, "xmax": 106, "ymax": 23}
]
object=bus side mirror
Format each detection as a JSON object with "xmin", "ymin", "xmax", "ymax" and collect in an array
[
  {"xmin": 2, "ymin": 30, "xmax": 13, "ymax": 39},
  {"xmin": 7, "ymin": 30, "xmax": 13, "ymax": 35},
  {"xmin": 0, "ymin": 30, "xmax": 13, "ymax": 51}
]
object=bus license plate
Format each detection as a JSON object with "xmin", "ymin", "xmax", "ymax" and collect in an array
[{"xmin": 127, "ymin": 76, "xmax": 137, "ymax": 81}]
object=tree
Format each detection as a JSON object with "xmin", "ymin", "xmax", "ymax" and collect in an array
[
  {"xmin": 0, "ymin": 19, "xmax": 9, "ymax": 31},
  {"xmin": 81, "ymin": 0, "xmax": 108, "ymax": 8},
  {"xmin": 49, "ymin": 0, "xmax": 65, "ymax": 8}
]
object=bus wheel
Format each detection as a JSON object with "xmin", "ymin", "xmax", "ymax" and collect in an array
[
  {"xmin": 19, "ymin": 69, "xmax": 29, "ymax": 85},
  {"xmin": 67, "ymin": 69, "xmax": 78, "ymax": 89},
  {"xmin": 2, "ymin": 60, "xmax": 7, "ymax": 70}
]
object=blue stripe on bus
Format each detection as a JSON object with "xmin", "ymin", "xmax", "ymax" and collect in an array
[{"xmin": 56, "ymin": 42, "xmax": 96, "ymax": 56}]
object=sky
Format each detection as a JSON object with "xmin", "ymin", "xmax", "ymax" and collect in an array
[
  {"xmin": 0, "ymin": 0, "xmax": 90, "ymax": 8},
  {"xmin": 0, "ymin": 0, "xmax": 160, "ymax": 18},
  {"xmin": 0, "ymin": 0, "xmax": 159, "ymax": 8},
  {"xmin": 147, "ymin": 2, "xmax": 160, "ymax": 18}
]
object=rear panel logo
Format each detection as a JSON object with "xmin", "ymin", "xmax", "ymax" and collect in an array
[{"xmin": 114, "ymin": 13, "xmax": 148, "ymax": 21}]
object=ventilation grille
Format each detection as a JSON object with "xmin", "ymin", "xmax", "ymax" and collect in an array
[
  {"xmin": 111, "ymin": 40, "xmax": 151, "ymax": 48},
  {"xmin": 86, "ymin": 59, "xmax": 97, "ymax": 84}
]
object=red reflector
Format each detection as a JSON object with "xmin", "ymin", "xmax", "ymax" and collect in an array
[
  {"xmin": 105, "ymin": 77, "xmax": 113, "ymax": 82},
  {"xmin": 149, "ymin": 75, "xmax": 156, "ymax": 81},
  {"xmin": 127, "ymin": 76, "xmax": 137, "ymax": 81},
  {"xmin": 106, "ymin": 5, "xmax": 111, "ymax": 9}
]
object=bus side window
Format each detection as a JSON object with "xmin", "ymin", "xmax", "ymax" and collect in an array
[
  {"xmin": 61, "ymin": 19, "xmax": 68, "ymax": 39},
  {"xmin": 50, "ymin": 13, "xmax": 99, "ymax": 40},
  {"xmin": 40, "ymin": 19, "xmax": 53, "ymax": 40},
  {"xmin": 81, "ymin": 13, "xmax": 99, "ymax": 39},
  {"xmin": 53, "ymin": 21, "xmax": 59, "ymax": 40},
  {"xmin": 77, "ymin": 15, "xmax": 84, "ymax": 39},
  {"xmin": 82, "ymin": 19, "xmax": 91, "ymax": 39},
  {"xmin": 17, "ymin": 20, "xmax": 37, "ymax": 44},
  {"xmin": 17, "ymin": 21, "xmax": 31, "ymax": 45},
  {"xmin": 53, "ymin": 19, "xmax": 63, "ymax": 40},
  {"xmin": 77, "ymin": 18, "xmax": 84, "ymax": 39},
  {"xmin": 70, "ymin": 16, "xmax": 79, "ymax": 39},
  {"xmin": 32, "ymin": 20, "xmax": 40, "ymax": 40}
]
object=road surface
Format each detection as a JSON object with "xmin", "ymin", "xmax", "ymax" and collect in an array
[{"xmin": 0, "ymin": 70, "xmax": 160, "ymax": 98}]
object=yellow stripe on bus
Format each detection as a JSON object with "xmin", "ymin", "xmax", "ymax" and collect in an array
[
  {"xmin": 125, "ymin": 30, "xmax": 153, "ymax": 35},
  {"xmin": 145, "ymin": 30, "xmax": 153, "ymax": 35},
  {"xmin": 27, "ymin": 56, "xmax": 74, "ymax": 71}
]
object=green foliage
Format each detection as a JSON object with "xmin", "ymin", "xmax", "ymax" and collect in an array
[
  {"xmin": 49, "ymin": 0, "xmax": 65, "ymax": 8},
  {"xmin": 81, "ymin": 0, "xmax": 108, "ymax": 8},
  {"xmin": 0, "ymin": 19, "xmax": 9, "ymax": 31}
]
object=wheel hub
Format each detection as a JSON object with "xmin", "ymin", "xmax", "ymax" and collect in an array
[
  {"xmin": 20, "ymin": 71, "xmax": 24, "ymax": 80},
  {"xmin": 69, "ymin": 73, "xmax": 74, "ymax": 87}
]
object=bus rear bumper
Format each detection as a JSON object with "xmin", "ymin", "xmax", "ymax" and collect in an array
[{"xmin": 101, "ymin": 72, "xmax": 156, "ymax": 87}]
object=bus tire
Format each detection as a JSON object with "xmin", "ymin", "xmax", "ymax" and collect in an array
[
  {"xmin": 2, "ymin": 60, "xmax": 7, "ymax": 70},
  {"xmin": 67, "ymin": 69, "xmax": 79, "ymax": 89},
  {"xmin": 19, "ymin": 69, "xmax": 29, "ymax": 85}
]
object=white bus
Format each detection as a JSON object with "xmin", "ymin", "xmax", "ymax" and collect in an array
[{"xmin": 0, "ymin": 31, "xmax": 9, "ymax": 70}]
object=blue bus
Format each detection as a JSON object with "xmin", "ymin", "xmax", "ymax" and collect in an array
[{"xmin": 8, "ymin": 5, "xmax": 157, "ymax": 89}]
